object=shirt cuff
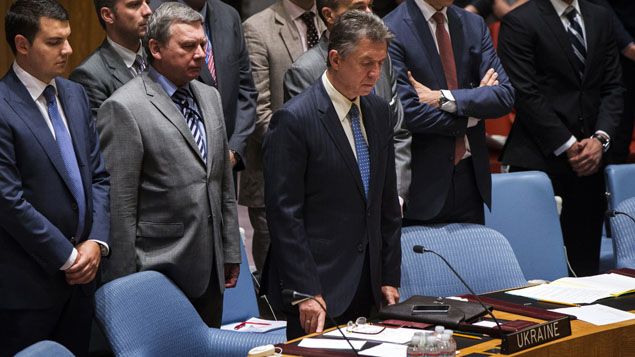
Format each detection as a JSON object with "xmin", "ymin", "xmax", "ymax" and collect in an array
[
  {"xmin": 554, "ymin": 136, "xmax": 577, "ymax": 156},
  {"xmin": 467, "ymin": 117, "xmax": 480, "ymax": 127},
  {"xmin": 440, "ymin": 90, "xmax": 457, "ymax": 113},
  {"xmin": 595, "ymin": 130, "xmax": 610, "ymax": 141},
  {"xmin": 60, "ymin": 248, "xmax": 78, "ymax": 271},
  {"xmin": 90, "ymin": 239, "xmax": 110, "ymax": 256}
]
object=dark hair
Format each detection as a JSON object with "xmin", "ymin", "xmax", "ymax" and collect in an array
[
  {"xmin": 5, "ymin": 0, "xmax": 69, "ymax": 55},
  {"xmin": 327, "ymin": 10, "xmax": 392, "ymax": 67},
  {"xmin": 93, "ymin": 0, "xmax": 116, "ymax": 30}
]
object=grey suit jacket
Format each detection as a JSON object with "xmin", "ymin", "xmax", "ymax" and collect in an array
[
  {"xmin": 70, "ymin": 40, "xmax": 134, "ymax": 119},
  {"xmin": 283, "ymin": 35, "xmax": 412, "ymax": 199},
  {"xmin": 239, "ymin": 0, "xmax": 326, "ymax": 207},
  {"xmin": 97, "ymin": 72, "xmax": 241, "ymax": 298}
]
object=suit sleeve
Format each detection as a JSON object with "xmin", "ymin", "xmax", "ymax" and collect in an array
[
  {"xmin": 97, "ymin": 99, "xmax": 143, "ymax": 282},
  {"xmin": 283, "ymin": 63, "xmax": 315, "ymax": 102},
  {"xmin": 588, "ymin": 0, "xmax": 634, "ymax": 50},
  {"xmin": 263, "ymin": 108, "xmax": 322, "ymax": 296},
  {"xmin": 69, "ymin": 66, "xmax": 109, "ymax": 120}
]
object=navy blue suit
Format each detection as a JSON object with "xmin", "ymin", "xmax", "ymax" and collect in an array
[
  {"xmin": 0, "ymin": 68, "xmax": 110, "ymax": 355},
  {"xmin": 262, "ymin": 80, "xmax": 401, "ymax": 335},
  {"xmin": 385, "ymin": 1, "xmax": 514, "ymax": 222}
]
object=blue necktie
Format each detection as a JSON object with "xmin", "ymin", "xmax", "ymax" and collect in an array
[
  {"xmin": 349, "ymin": 104, "xmax": 370, "ymax": 198},
  {"xmin": 43, "ymin": 85, "xmax": 85, "ymax": 238},
  {"xmin": 564, "ymin": 6, "xmax": 586, "ymax": 78},
  {"xmin": 172, "ymin": 87, "xmax": 207, "ymax": 163}
]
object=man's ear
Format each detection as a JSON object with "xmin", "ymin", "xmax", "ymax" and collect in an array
[
  {"xmin": 14, "ymin": 34, "xmax": 31, "ymax": 56},
  {"xmin": 148, "ymin": 38, "xmax": 162, "ymax": 61},
  {"xmin": 100, "ymin": 7, "xmax": 115, "ymax": 26}
]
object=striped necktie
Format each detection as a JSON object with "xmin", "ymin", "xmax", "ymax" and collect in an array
[
  {"xmin": 130, "ymin": 54, "xmax": 146, "ymax": 77},
  {"xmin": 564, "ymin": 6, "xmax": 586, "ymax": 78},
  {"xmin": 349, "ymin": 104, "xmax": 370, "ymax": 198},
  {"xmin": 172, "ymin": 87, "xmax": 207, "ymax": 163}
]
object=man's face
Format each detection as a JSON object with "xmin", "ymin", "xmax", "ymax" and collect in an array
[
  {"xmin": 17, "ymin": 17, "xmax": 72, "ymax": 83},
  {"xmin": 424, "ymin": 0, "xmax": 454, "ymax": 10},
  {"xmin": 324, "ymin": 0, "xmax": 373, "ymax": 28},
  {"xmin": 150, "ymin": 21, "xmax": 206, "ymax": 87},
  {"xmin": 109, "ymin": 0, "xmax": 152, "ymax": 40},
  {"xmin": 329, "ymin": 37, "xmax": 386, "ymax": 99}
]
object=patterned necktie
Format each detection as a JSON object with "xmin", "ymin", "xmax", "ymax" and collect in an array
[
  {"xmin": 130, "ymin": 54, "xmax": 146, "ymax": 77},
  {"xmin": 564, "ymin": 6, "xmax": 586, "ymax": 78},
  {"xmin": 205, "ymin": 35, "xmax": 218, "ymax": 86},
  {"xmin": 299, "ymin": 11, "xmax": 319, "ymax": 49},
  {"xmin": 432, "ymin": 12, "xmax": 466, "ymax": 165},
  {"xmin": 42, "ymin": 85, "xmax": 86, "ymax": 238},
  {"xmin": 349, "ymin": 104, "xmax": 370, "ymax": 198},
  {"xmin": 172, "ymin": 87, "xmax": 207, "ymax": 163}
]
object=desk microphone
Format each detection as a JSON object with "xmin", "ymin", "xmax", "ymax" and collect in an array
[
  {"xmin": 606, "ymin": 209, "xmax": 635, "ymax": 224},
  {"xmin": 412, "ymin": 245, "xmax": 503, "ymax": 333},
  {"xmin": 282, "ymin": 289, "xmax": 360, "ymax": 356}
]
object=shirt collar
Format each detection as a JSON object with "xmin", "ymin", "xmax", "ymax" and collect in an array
[
  {"xmin": 283, "ymin": 0, "xmax": 317, "ymax": 21},
  {"xmin": 107, "ymin": 36, "xmax": 144, "ymax": 68},
  {"xmin": 415, "ymin": 0, "xmax": 448, "ymax": 23},
  {"xmin": 321, "ymin": 71, "xmax": 361, "ymax": 123},
  {"xmin": 550, "ymin": 0, "xmax": 581, "ymax": 17},
  {"xmin": 148, "ymin": 65, "xmax": 188, "ymax": 98},
  {"xmin": 12, "ymin": 61, "xmax": 57, "ymax": 102}
]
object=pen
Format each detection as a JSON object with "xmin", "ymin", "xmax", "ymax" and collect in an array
[
  {"xmin": 538, "ymin": 299, "xmax": 579, "ymax": 307},
  {"xmin": 453, "ymin": 332, "xmax": 482, "ymax": 340},
  {"xmin": 234, "ymin": 321, "xmax": 271, "ymax": 330}
]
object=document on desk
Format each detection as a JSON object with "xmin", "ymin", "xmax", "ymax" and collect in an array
[
  {"xmin": 553, "ymin": 274, "xmax": 635, "ymax": 296},
  {"xmin": 220, "ymin": 317, "xmax": 286, "ymax": 333},
  {"xmin": 297, "ymin": 338, "xmax": 366, "ymax": 350},
  {"xmin": 550, "ymin": 304, "xmax": 635, "ymax": 326},
  {"xmin": 323, "ymin": 327, "xmax": 425, "ymax": 344},
  {"xmin": 359, "ymin": 343, "xmax": 408, "ymax": 357}
]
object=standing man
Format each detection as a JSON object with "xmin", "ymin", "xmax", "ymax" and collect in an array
[
  {"xmin": 384, "ymin": 0, "xmax": 514, "ymax": 225},
  {"xmin": 70, "ymin": 0, "xmax": 152, "ymax": 118},
  {"xmin": 242, "ymin": 0, "xmax": 326, "ymax": 278},
  {"xmin": 284, "ymin": 0, "xmax": 412, "ymax": 202},
  {"xmin": 263, "ymin": 11, "xmax": 401, "ymax": 340},
  {"xmin": 97, "ymin": 2, "xmax": 240, "ymax": 326},
  {"xmin": 0, "ymin": 0, "xmax": 110, "ymax": 355},
  {"xmin": 499, "ymin": 0, "xmax": 623, "ymax": 276},
  {"xmin": 152, "ymin": 0, "xmax": 257, "ymax": 173}
]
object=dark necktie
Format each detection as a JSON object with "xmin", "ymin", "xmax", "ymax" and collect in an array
[
  {"xmin": 172, "ymin": 88, "xmax": 207, "ymax": 163},
  {"xmin": 299, "ymin": 11, "xmax": 319, "ymax": 49},
  {"xmin": 349, "ymin": 104, "xmax": 370, "ymax": 198},
  {"xmin": 432, "ymin": 11, "xmax": 466, "ymax": 165},
  {"xmin": 43, "ymin": 85, "xmax": 86, "ymax": 238},
  {"xmin": 131, "ymin": 54, "xmax": 146, "ymax": 77},
  {"xmin": 564, "ymin": 6, "xmax": 586, "ymax": 78}
]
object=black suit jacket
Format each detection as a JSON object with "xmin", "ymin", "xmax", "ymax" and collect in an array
[
  {"xmin": 262, "ymin": 80, "xmax": 402, "ymax": 316},
  {"xmin": 499, "ymin": 0, "xmax": 624, "ymax": 173},
  {"xmin": 0, "ymin": 69, "xmax": 110, "ymax": 309}
]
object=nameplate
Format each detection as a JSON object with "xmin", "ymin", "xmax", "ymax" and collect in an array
[{"xmin": 500, "ymin": 316, "xmax": 571, "ymax": 354}]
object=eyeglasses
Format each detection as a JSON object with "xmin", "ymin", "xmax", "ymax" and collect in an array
[{"xmin": 346, "ymin": 317, "xmax": 386, "ymax": 335}]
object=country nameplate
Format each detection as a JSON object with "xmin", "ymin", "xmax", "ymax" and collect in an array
[{"xmin": 500, "ymin": 316, "xmax": 571, "ymax": 354}]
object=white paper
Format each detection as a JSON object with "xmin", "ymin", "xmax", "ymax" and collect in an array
[
  {"xmin": 553, "ymin": 274, "xmax": 635, "ymax": 296},
  {"xmin": 220, "ymin": 317, "xmax": 286, "ymax": 333},
  {"xmin": 473, "ymin": 320, "xmax": 498, "ymax": 328},
  {"xmin": 550, "ymin": 304, "xmax": 635, "ymax": 326},
  {"xmin": 298, "ymin": 338, "xmax": 367, "ymax": 350},
  {"xmin": 505, "ymin": 283, "xmax": 611, "ymax": 304},
  {"xmin": 359, "ymin": 343, "xmax": 408, "ymax": 357},
  {"xmin": 323, "ymin": 327, "xmax": 426, "ymax": 344}
]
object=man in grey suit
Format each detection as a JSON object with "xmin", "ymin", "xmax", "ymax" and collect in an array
[
  {"xmin": 241, "ymin": 0, "xmax": 326, "ymax": 278},
  {"xmin": 97, "ymin": 2, "xmax": 241, "ymax": 327},
  {"xmin": 283, "ymin": 0, "xmax": 412, "ymax": 201},
  {"xmin": 70, "ymin": 0, "xmax": 152, "ymax": 118}
]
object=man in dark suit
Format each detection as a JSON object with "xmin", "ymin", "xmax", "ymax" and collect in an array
[
  {"xmin": 263, "ymin": 10, "xmax": 401, "ymax": 340},
  {"xmin": 384, "ymin": 0, "xmax": 514, "ymax": 225},
  {"xmin": 153, "ymin": 0, "xmax": 257, "ymax": 172},
  {"xmin": 0, "ymin": 1, "xmax": 110, "ymax": 355},
  {"xmin": 498, "ymin": 0, "xmax": 624, "ymax": 276},
  {"xmin": 69, "ymin": 0, "xmax": 152, "ymax": 119}
]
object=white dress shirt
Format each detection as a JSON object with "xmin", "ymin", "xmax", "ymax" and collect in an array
[{"xmin": 107, "ymin": 36, "xmax": 145, "ymax": 71}]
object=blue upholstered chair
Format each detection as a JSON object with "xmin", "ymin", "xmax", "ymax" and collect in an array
[
  {"xmin": 484, "ymin": 171, "xmax": 569, "ymax": 280},
  {"xmin": 400, "ymin": 224, "xmax": 527, "ymax": 299},
  {"xmin": 602, "ymin": 164, "xmax": 635, "ymax": 271},
  {"xmin": 95, "ymin": 271, "xmax": 285, "ymax": 357},
  {"xmin": 14, "ymin": 341, "xmax": 74, "ymax": 357},
  {"xmin": 222, "ymin": 240, "xmax": 262, "ymax": 324},
  {"xmin": 608, "ymin": 197, "xmax": 635, "ymax": 269}
]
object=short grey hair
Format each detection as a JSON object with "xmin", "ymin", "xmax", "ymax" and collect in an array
[
  {"xmin": 144, "ymin": 2, "xmax": 203, "ymax": 62},
  {"xmin": 327, "ymin": 10, "xmax": 393, "ymax": 67}
]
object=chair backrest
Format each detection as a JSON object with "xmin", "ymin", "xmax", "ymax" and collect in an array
[
  {"xmin": 609, "ymin": 197, "xmax": 635, "ymax": 269},
  {"xmin": 484, "ymin": 171, "xmax": 568, "ymax": 281},
  {"xmin": 605, "ymin": 164, "xmax": 635, "ymax": 209},
  {"xmin": 400, "ymin": 224, "xmax": 527, "ymax": 299},
  {"xmin": 15, "ymin": 341, "xmax": 74, "ymax": 357},
  {"xmin": 222, "ymin": 240, "xmax": 260, "ymax": 324}
]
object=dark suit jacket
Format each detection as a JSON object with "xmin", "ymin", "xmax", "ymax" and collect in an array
[
  {"xmin": 262, "ymin": 80, "xmax": 402, "ymax": 316},
  {"xmin": 0, "ymin": 69, "xmax": 110, "ymax": 309},
  {"xmin": 384, "ymin": 1, "xmax": 514, "ymax": 221},
  {"xmin": 498, "ymin": 0, "xmax": 624, "ymax": 174}
]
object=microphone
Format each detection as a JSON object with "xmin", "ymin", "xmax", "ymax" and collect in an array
[
  {"xmin": 282, "ymin": 289, "xmax": 360, "ymax": 356},
  {"xmin": 606, "ymin": 209, "xmax": 635, "ymax": 224},
  {"xmin": 412, "ymin": 245, "xmax": 504, "ymax": 333}
]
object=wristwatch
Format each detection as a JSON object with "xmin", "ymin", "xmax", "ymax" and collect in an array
[
  {"xmin": 592, "ymin": 133, "xmax": 610, "ymax": 153},
  {"xmin": 438, "ymin": 91, "xmax": 450, "ymax": 109}
]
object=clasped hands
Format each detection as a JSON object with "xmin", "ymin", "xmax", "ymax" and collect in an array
[{"xmin": 566, "ymin": 138, "xmax": 603, "ymax": 176}]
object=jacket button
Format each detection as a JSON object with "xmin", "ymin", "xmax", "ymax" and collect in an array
[
  {"xmin": 208, "ymin": 215, "xmax": 213, "ymax": 222},
  {"xmin": 578, "ymin": 116, "xmax": 583, "ymax": 121},
  {"xmin": 357, "ymin": 243, "xmax": 364, "ymax": 252},
  {"xmin": 71, "ymin": 202, "xmax": 78, "ymax": 210},
  {"xmin": 70, "ymin": 237, "xmax": 77, "ymax": 245}
]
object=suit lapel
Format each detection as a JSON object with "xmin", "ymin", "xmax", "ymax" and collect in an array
[
  {"xmin": 536, "ymin": 0, "xmax": 581, "ymax": 82},
  {"xmin": 191, "ymin": 81, "xmax": 216, "ymax": 176},
  {"xmin": 579, "ymin": 0, "xmax": 597, "ymax": 82},
  {"xmin": 405, "ymin": 0, "xmax": 447, "ymax": 88},
  {"xmin": 274, "ymin": 2, "xmax": 305, "ymax": 62},
  {"xmin": 100, "ymin": 40, "xmax": 133, "ymax": 87},
  {"xmin": 447, "ymin": 7, "xmax": 465, "ymax": 87}
]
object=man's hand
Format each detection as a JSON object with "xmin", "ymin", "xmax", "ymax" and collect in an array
[
  {"xmin": 568, "ymin": 138, "xmax": 603, "ymax": 176},
  {"xmin": 65, "ymin": 241, "xmax": 101, "ymax": 285},
  {"xmin": 229, "ymin": 150, "xmax": 238, "ymax": 167},
  {"xmin": 299, "ymin": 294, "xmax": 327, "ymax": 335},
  {"xmin": 381, "ymin": 286, "xmax": 400, "ymax": 305},
  {"xmin": 408, "ymin": 71, "xmax": 441, "ymax": 108},
  {"xmin": 224, "ymin": 263, "xmax": 240, "ymax": 288},
  {"xmin": 480, "ymin": 68, "xmax": 499, "ymax": 87},
  {"xmin": 623, "ymin": 43, "xmax": 635, "ymax": 62}
]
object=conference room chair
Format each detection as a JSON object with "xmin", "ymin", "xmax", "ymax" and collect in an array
[
  {"xmin": 484, "ymin": 171, "xmax": 569, "ymax": 280},
  {"xmin": 14, "ymin": 341, "xmax": 74, "ymax": 357},
  {"xmin": 608, "ymin": 197, "xmax": 635, "ymax": 269},
  {"xmin": 95, "ymin": 271, "xmax": 285, "ymax": 357},
  {"xmin": 602, "ymin": 164, "xmax": 635, "ymax": 270},
  {"xmin": 400, "ymin": 224, "xmax": 528, "ymax": 299}
]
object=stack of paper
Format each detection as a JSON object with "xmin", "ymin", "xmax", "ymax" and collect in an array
[
  {"xmin": 550, "ymin": 304, "xmax": 635, "ymax": 326},
  {"xmin": 220, "ymin": 317, "xmax": 286, "ymax": 333},
  {"xmin": 323, "ymin": 327, "xmax": 427, "ymax": 344}
]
